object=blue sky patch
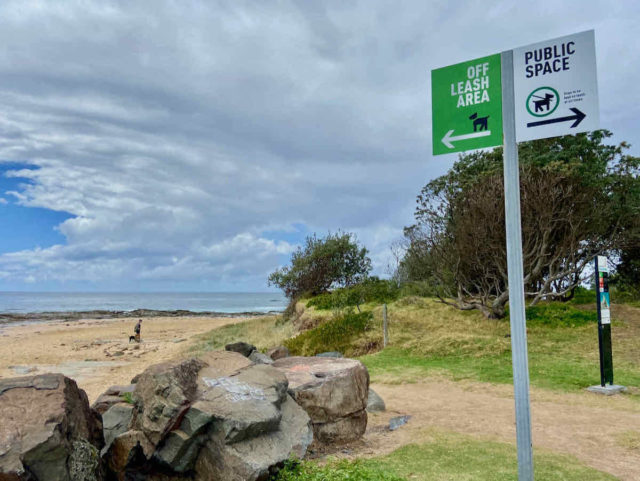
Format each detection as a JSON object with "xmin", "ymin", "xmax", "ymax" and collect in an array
[{"xmin": 0, "ymin": 162, "xmax": 73, "ymax": 254}]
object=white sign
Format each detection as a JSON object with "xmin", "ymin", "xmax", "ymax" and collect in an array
[
  {"xmin": 513, "ymin": 30, "xmax": 599, "ymax": 142},
  {"xmin": 597, "ymin": 255, "xmax": 608, "ymax": 273},
  {"xmin": 601, "ymin": 309, "xmax": 611, "ymax": 324}
]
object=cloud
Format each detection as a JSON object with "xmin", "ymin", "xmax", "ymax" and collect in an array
[{"xmin": 0, "ymin": 0, "xmax": 638, "ymax": 290}]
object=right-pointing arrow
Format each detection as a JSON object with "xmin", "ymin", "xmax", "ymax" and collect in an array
[{"xmin": 527, "ymin": 107, "xmax": 586, "ymax": 128}]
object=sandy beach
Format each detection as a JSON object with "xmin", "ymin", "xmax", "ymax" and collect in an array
[{"xmin": 0, "ymin": 315, "xmax": 245, "ymax": 402}]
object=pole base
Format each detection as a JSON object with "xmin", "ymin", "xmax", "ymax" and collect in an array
[{"xmin": 586, "ymin": 384, "xmax": 627, "ymax": 396}]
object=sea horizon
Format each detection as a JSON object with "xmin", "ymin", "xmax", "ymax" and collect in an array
[{"xmin": 0, "ymin": 291, "xmax": 288, "ymax": 314}]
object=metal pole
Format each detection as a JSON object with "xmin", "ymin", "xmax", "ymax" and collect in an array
[
  {"xmin": 501, "ymin": 49, "xmax": 534, "ymax": 481},
  {"xmin": 383, "ymin": 304, "xmax": 388, "ymax": 348}
]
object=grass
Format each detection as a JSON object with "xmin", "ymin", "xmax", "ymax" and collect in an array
[
  {"xmin": 273, "ymin": 430, "xmax": 616, "ymax": 481},
  {"xmin": 285, "ymin": 311, "xmax": 374, "ymax": 357},
  {"xmin": 191, "ymin": 294, "xmax": 640, "ymax": 394},
  {"xmin": 190, "ymin": 315, "xmax": 295, "ymax": 355},
  {"xmin": 615, "ymin": 430, "xmax": 640, "ymax": 452},
  {"xmin": 357, "ymin": 298, "xmax": 640, "ymax": 393}
]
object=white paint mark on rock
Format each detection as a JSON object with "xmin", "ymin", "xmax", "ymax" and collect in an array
[{"xmin": 203, "ymin": 377, "xmax": 266, "ymax": 402}]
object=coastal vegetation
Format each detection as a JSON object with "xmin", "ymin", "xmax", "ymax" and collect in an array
[{"xmin": 401, "ymin": 131, "xmax": 640, "ymax": 319}]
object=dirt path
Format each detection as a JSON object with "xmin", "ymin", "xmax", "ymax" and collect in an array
[
  {"xmin": 0, "ymin": 315, "xmax": 244, "ymax": 401},
  {"xmin": 352, "ymin": 380, "xmax": 640, "ymax": 480}
]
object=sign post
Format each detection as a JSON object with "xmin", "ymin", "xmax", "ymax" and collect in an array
[
  {"xmin": 431, "ymin": 29, "xmax": 601, "ymax": 480},
  {"xmin": 587, "ymin": 256, "xmax": 626, "ymax": 395},
  {"xmin": 595, "ymin": 255, "xmax": 613, "ymax": 385},
  {"xmin": 500, "ymin": 49, "xmax": 534, "ymax": 481}
]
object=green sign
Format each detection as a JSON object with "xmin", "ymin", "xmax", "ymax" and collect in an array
[{"xmin": 431, "ymin": 54, "xmax": 503, "ymax": 155}]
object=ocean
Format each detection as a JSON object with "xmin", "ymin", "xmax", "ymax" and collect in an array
[{"xmin": 0, "ymin": 291, "xmax": 288, "ymax": 314}]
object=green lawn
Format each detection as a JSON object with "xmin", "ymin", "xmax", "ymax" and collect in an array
[{"xmin": 274, "ymin": 430, "xmax": 616, "ymax": 481}]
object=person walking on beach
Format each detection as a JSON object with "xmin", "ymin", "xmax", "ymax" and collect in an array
[{"xmin": 134, "ymin": 319, "xmax": 142, "ymax": 342}]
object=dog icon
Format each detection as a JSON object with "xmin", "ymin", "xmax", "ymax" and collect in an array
[
  {"xmin": 469, "ymin": 113, "xmax": 489, "ymax": 132},
  {"xmin": 532, "ymin": 93, "xmax": 555, "ymax": 113}
]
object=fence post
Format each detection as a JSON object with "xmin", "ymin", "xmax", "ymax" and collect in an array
[{"xmin": 383, "ymin": 303, "xmax": 388, "ymax": 348}]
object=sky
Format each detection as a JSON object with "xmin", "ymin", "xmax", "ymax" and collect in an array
[{"xmin": 0, "ymin": 1, "xmax": 638, "ymax": 292}]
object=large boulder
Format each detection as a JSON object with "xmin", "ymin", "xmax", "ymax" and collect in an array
[
  {"xmin": 272, "ymin": 356, "xmax": 369, "ymax": 444},
  {"xmin": 131, "ymin": 358, "xmax": 205, "ymax": 445},
  {"xmin": 102, "ymin": 351, "xmax": 312, "ymax": 481},
  {"xmin": 0, "ymin": 373, "xmax": 105, "ymax": 481}
]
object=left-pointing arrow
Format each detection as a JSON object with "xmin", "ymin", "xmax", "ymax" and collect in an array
[{"xmin": 441, "ymin": 129, "xmax": 492, "ymax": 149}]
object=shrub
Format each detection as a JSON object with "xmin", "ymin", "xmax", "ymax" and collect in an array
[
  {"xmin": 569, "ymin": 286, "xmax": 596, "ymax": 305},
  {"xmin": 306, "ymin": 278, "xmax": 400, "ymax": 311},
  {"xmin": 285, "ymin": 311, "xmax": 373, "ymax": 356},
  {"xmin": 268, "ymin": 232, "xmax": 371, "ymax": 300},
  {"xmin": 525, "ymin": 303, "xmax": 594, "ymax": 328}
]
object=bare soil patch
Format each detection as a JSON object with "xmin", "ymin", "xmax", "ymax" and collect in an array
[{"xmin": 341, "ymin": 380, "xmax": 640, "ymax": 480}]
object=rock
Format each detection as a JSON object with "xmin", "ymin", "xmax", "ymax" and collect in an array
[
  {"xmin": 103, "ymin": 430, "xmax": 155, "ymax": 481},
  {"xmin": 266, "ymin": 346, "xmax": 290, "ymax": 361},
  {"xmin": 193, "ymin": 396, "xmax": 312, "ymax": 481},
  {"xmin": 0, "ymin": 373, "xmax": 104, "ymax": 481},
  {"xmin": 105, "ymin": 384, "xmax": 136, "ymax": 396},
  {"xmin": 194, "ymin": 363, "xmax": 288, "ymax": 445},
  {"xmin": 272, "ymin": 356, "xmax": 369, "ymax": 444},
  {"xmin": 248, "ymin": 351, "xmax": 274, "ymax": 365},
  {"xmin": 131, "ymin": 358, "xmax": 205, "ymax": 445},
  {"xmin": 92, "ymin": 384, "xmax": 136, "ymax": 415},
  {"xmin": 366, "ymin": 388, "xmax": 386, "ymax": 413},
  {"xmin": 8, "ymin": 365, "xmax": 37, "ymax": 375},
  {"xmin": 102, "ymin": 403, "xmax": 135, "ymax": 453},
  {"xmin": 315, "ymin": 351, "xmax": 344, "ymax": 358},
  {"xmin": 225, "ymin": 341, "xmax": 257, "ymax": 358},
  {"xmin": 69, "ymin": 440, "xmax": 104, "ymax": 481},
  {"xmin": 389, "ymin": 415, "xmax": 411, "ymax": 431},
  {"xmin": 113, "ymin": 351, "xmax": 312, "ymax": 481}
]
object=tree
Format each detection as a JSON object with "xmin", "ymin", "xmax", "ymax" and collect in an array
[
  {"xmin": 402, "ymin": 131, "xmax": 640, "ymax": 318},
  {"xmin": 268, "ymin": 232, "xmax": 372, "ymax": 301}
]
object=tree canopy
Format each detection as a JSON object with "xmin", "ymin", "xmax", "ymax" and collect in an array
[
  {"xmin": 401, "ymin": 130, "xmax": 640, "ymax": 318},
  {"xmin": 268, "ymin": 232, "xmax": 371, "ymax": 300}
]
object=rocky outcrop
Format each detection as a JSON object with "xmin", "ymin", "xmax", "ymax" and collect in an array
[
  {"xmin": 101, "ymin": 351, "xmax": 312, "ymax": 481},
  {"xmin": 272, "ymin": 356, "xmax": 369, "ymax": 444},
  {"xmin": 0, "ymin": 373, "xmax": 105, "ymax": 481}
]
